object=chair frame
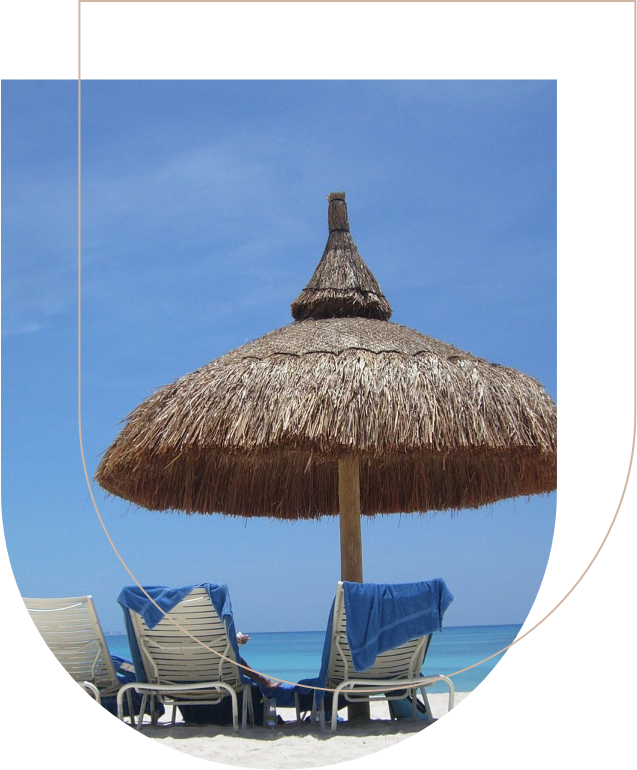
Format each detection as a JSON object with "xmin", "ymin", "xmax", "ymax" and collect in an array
[
  {"xmin": 116, "ymin": 588, "xmax": 253, "ymax": 732},
  {"xmin": 298, "ymin": 582, "xmax": 455, "ymax": 731},
  {"xmin": 24, "ymin": 595, "xmax": 134, "ymax": 718}
]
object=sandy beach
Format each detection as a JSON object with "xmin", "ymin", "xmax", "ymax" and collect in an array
[{"xmin": 135, "ymin": 692, "xmax": 468, "ymax": 768}]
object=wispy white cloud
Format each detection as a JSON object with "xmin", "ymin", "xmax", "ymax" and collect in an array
[
  {"xmin": 2, "ymin": 160, "xmax": 77, "ymax": 335},
  {"xmin": 1, "ymin": 321, "xmax": 45, "ymax": 336}
]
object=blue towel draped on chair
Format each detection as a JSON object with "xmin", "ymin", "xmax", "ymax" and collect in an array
[
  {"xmin": 117, "ymin": 583, "xmax": 246, "ymax": 685},
  {"xmin": 291, "ymin": 579, "xmax": 453, "ymax": 708},
  {"xmin": 342, "ymin": 579, "xmax": 454, "ymax": 672}
]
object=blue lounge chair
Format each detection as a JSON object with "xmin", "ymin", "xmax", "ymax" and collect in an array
[
  {"xmin": 296, "ymin": 580, "xmax": 455, "ymax": 731},
  {"xmin": 116, "ymin": 584, "xmax": 253, "ymax": 731}
]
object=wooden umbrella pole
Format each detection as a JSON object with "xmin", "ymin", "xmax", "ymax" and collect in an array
[
  {"xmin": 338, "ymin": 455, "xmax": 369, "ymax": 721},
  {"xmin": 338, "ymin": 455, "xmax": 363, "ymax": 583}
]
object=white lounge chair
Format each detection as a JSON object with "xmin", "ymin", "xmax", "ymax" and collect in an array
[
  {"xmin": 24, "ymin": 595, "xmax": 129, "ymax": 711},
  {"xmin": 117, "ymin": 587, "xmax": 253, "ymax": 732},
  {"xmin": 302, "ymin": 581, "xmax": 455, "ymax": 731}
]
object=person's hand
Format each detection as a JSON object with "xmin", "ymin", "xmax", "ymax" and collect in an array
[{"xmin": 236, "ymin": 632, "xmax": 250, "ymax": 645}]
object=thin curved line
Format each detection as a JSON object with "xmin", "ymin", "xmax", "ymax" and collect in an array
[
  {"xmin": 200, "ymin": 349, "xmax": 485, "ymax": 362},
  {"xmin": 77, "ymin": 78, "xmax": 513, "ymax": 693}
]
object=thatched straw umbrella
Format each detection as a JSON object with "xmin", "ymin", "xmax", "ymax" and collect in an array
[{"xmin": 96, "ymin": 192, "xmax": 557, "ymax": 585}]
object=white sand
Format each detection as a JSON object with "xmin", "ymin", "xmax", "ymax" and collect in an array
[{"xmin": 137, "ymin": 692, "xmax": 469, "ymax": 768}]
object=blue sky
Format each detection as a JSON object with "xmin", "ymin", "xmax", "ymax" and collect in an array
[{"xmin": 1, "ymin": 80, "xmax": 556, "ymax": 634}]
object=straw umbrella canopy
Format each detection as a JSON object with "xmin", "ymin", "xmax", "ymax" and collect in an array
[{"xmin": 96, "ymin": 192, "xmax": 557, "ymax": 583}]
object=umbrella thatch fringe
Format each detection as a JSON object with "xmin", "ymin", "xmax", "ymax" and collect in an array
[
  {"xmin": 96, "ymin": 449, "xmax": 555, "ymax": 519},
  {"xmin": 96, "ymin": 317, "xmax": 556, "ymax": 517}
]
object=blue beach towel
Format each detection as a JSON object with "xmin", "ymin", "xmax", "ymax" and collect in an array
[
  {"xmin": 117, "ymin": 584, "xmax": 246, "ymax": 685},
  {"xmin": 296, "ymin": 579, "xmax": 453, "ymax": 707},
  {"xmin": 343, "ymin": 579, "xmax": 454, "ymax": 672}
]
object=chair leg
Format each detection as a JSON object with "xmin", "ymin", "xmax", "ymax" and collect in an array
[
  {"xmin": 126, "ymin": 690, "xmax": 136, "ymax": 727},
  {"xmin": 294, "ymin": 693, "xmax": 301, "ymax": 724},
  {"xmin": 249, "ymin": 690, "xmax": 255, "ymax": 726},
  {"xmin": 330, "ymin": 686, "xmax": 345, "ymax": 732},
  {"xmin": 171, "ymin": 705, "xmax": 177, "ymax": 725},
  {"xmin": 419, "ymin": 686, "xmax": 434, "ymax": 720},
  {"xmin": 137, "ymin": 693, "xmax": 149, "ymax": 731},
  {"xmin": 331, "ymin": 700, "xmax": 338, "ymax": 732},
  {"xmin": 241, "ymin": 686, "xmax": 249, "ymax": 730},
  {"xmin": 314, "ymin": 694, "xmax": 326, "ymax": 732},
  {"xmin": 150, "ymin": 694, "xmax": 160, "ymax": 726},
  {"xmin": 118, "ymin": 684, "xmax": 136, "ymax": 726},
  {"xmin": 229, "ymin": 690, "xmax": 239, "ymax": 732}
]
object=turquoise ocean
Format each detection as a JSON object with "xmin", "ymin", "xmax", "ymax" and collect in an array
[{"xmin": 106, "ymin": 624, "xmax": 521, "ymax": 693}]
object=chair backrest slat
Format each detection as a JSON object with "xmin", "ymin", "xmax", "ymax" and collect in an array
[
  {"xmin": 129, "ymin": 587, "xmax": 242, "ymax": 688},
  {"xmin": 24, "ymin": 595, "xmax": 119, "ymax": 694}
]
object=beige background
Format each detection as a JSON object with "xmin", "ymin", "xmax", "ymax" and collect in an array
[
  {"xmin": 513, "ymin": 524, "xmax": 613, "ymax": 752},
  {"xmin": 79, "ymin": 0, "xmax": 637, "ymax": 751}
]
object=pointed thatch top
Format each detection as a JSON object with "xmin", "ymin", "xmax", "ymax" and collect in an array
[{"xmin": 291, "ymin": 192, "xmax": 392, "ymax": 321}]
